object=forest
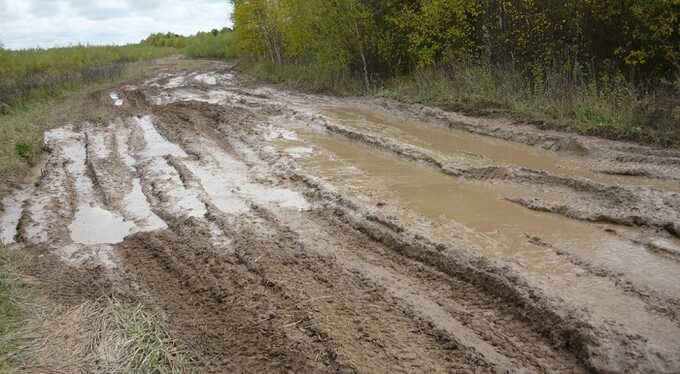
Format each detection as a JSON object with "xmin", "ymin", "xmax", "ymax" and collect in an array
[{"xmin": 230, "ymin": 0, "xmax": 680, "ymax": 146}]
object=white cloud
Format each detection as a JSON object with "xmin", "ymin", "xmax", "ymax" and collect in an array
[{"xmin": 0, "ymin": 0, "xmax": 233, "ymax": 49}]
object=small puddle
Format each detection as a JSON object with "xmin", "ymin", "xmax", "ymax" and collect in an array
[
  {"xmin": 110, "ymin": 92, "xmax": 123, "ymax": 106},
  {"xmin": 285, "ymin": 146, "xmax": 314, "ymax": 159},
  {"xmin": 275, "ymin": 129, "xmax": 680, "ymax": 351},
  {"xmin": 193, "ymin": 73, "xmax": 218, "ymax": 85},
  {"xmin": 184, "ymin": 142, "xmax": 310, "ymax": 215},
  {"xmin": 322, "ymin": 106, "xmax": 680, "ymax": 192},
  {"xmin": 69, "ymin": 206, "xmax": 135, "ymax": 245},
  {"xmin": 136, "ymin": 116, "xmax": 187, "ymax": 160},
  {"xmin": 0, "ymin": 187, "xmax": 33, "ymax": 245}
]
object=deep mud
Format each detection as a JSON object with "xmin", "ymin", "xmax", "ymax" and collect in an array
[{"xmin": 3, "ymin": 60, "xmax": 680, "ymax": 373}]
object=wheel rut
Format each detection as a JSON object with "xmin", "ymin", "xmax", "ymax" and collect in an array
[{"xmin": 3, "ymin": 65, "xmax": 680, "ymax": 373}]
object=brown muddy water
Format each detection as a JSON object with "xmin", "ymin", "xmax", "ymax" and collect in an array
[
  {"xmin": 274, "ymin": 128, "xmax": 680, "ymax": 354},
  {"xmin": 322, "ymin": 105, "xmax": 680, "ymax": 192}
]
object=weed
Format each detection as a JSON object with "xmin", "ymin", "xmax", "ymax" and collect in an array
[
  {"xmin": 237, "ymin": 59, "xmax": 364, "ymax": 96},
  {"xmin": 14, "ymin": 143, "xmax": 31, "ymax": 161}
]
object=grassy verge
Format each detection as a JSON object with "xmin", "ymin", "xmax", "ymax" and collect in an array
[
  {"xmin": 0, "ymin": 247, "xmax": 193, "ymax": 373},
  {"xmin": 237, "ymin": 58, "xmax": 680, "ymax": 148},
  {"xmin": 379, "ymin": 67, "xmax": 680, "ymax": 148},
  {"xmin": 237, "ymin": 59, "xmax": 364, "ymax": 95}
]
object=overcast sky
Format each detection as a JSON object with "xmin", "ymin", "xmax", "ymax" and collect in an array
[{"xmin": 0, "ymin": 0, "xmax": 233, "ymax": 50}]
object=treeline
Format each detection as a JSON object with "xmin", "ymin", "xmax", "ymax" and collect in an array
[
  {"xmin": 232, "ymin": 0, "xmax": 679, "ymax": 87},
  {"xmin": 142, "ymin": 28, "xmax": 235, "ymax": 59},
  {"xmin": 231, "ymin": 0, "xmax": 680, "ymax": 147}
]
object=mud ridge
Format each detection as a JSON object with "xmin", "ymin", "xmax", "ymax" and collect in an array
[
  {"xmin": 530, "ymin": 234, "xmax": 680, "ymax": 326},
  {"xmin": 222, "ymin": 207, "xmax": 494, "ymax": 373},
  {"xmin": 118, "ymin": 221, "xmax": 337, "ymax": 373},
  {"xmin": 83, "ymin": 121, "xmax": 133, "ymax": 212},
  {"xmin": 291, "ymin": 172, "xmax": 653, "ymax": 373},
  {"xmin": 377, "ymin": 98, "xmax": 680, "ymax": 172}
]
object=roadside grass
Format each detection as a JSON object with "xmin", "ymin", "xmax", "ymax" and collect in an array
[
  {"xmin": 237, "ymin": 59, "xmax": 364, "ymax": 96},
  {"xmin": 238, "ymin": 58, "xmax": 680, "ymax": 148},
  {"xmin": 23, "ymin": 299, "xmax": 194, "ymax": 374},
  {"xmin": 0, "ymin": 246, "xmax": 193, "ymax": 374},
  {"xmin": 379, "ymin": 66, "xmax": 680, "ymax": 148}
]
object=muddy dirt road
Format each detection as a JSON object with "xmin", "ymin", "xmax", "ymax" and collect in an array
[{"xmin": 3, "ymin": 60, "xmax": 680, "ymax": 373}]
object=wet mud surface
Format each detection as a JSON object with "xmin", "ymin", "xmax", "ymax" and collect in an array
[{"xmin": 3, "ymin": 61, "xmax": 680, "ymax": 373}]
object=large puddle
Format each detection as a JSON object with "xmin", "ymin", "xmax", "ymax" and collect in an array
[
  {"xmin": 273, "ymin": 128, "xmax": 680, "ymax": 352},
  {"xmin": 322, "ymin": 106, "xmax": 680, "ymax": 192}
]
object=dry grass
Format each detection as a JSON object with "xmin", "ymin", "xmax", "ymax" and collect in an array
[
  {"xmin": 0, "ymin": 247, "xmax": 38, "ymax": 373},
  {"xmin": 0, "ymin": 248, "xmax": 193, "ymax": 374},
  {"xmin": 14, "ymin": 299, "xmax": 194, "ymax": 374}
]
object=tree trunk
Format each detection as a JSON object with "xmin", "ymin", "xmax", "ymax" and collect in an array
[{"xmin": 353, "ymin": 20, "xmax": 370, "ymax": 92}]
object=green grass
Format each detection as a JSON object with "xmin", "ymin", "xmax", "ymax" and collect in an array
[
  {"xmin": 143, "ymin": 29, "xmax": 235, "ymax": 60},
  {"xmin": 111, "ymin": 303, "xmax": 193, "ymax": 374}
]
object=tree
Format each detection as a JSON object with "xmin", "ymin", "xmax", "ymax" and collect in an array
[{"xmin": 230, "ymin": 0, "xmax": 680, "ymax": 85}]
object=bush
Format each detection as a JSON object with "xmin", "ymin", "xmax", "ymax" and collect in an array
[
  {"xmin": 185, "ymin": 32, "xmax": 235, "ymax": 59},
  {"xmin": 143, "ymin": 28, "xmax": 235, "ymax": 60}
]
